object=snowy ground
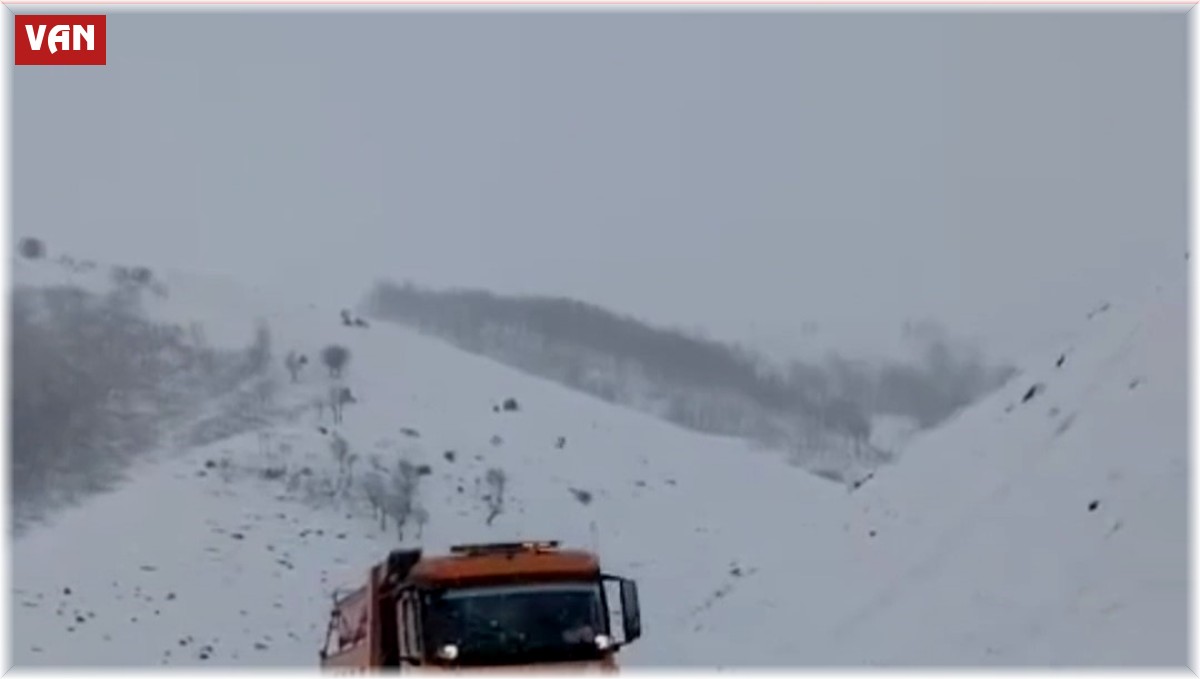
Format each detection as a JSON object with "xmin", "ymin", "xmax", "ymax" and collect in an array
[{"xmin": 8, "ymin": 254, "xmax": 1189, "ymax": 668}]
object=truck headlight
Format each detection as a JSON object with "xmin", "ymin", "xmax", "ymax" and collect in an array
[
  {"xmin": 594, "ymin": 635, "xmax": 612, "ymax": 650},
  {"xmin": 437, "ymin": 644, "xmax": 459, "ymax": 660}
]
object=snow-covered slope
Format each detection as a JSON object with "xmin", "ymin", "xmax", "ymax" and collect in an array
[
  {"xmin": 696, "ymin": 270, "xmax": 1188, "ymax": 666},
  {"xmin": 9, "ymin": 254, "xmax": 1188, "ymax": 668}
]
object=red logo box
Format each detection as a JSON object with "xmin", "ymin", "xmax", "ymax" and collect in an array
[{"xmin": 15, "ymin": 15, "xmax": 106, "ymax": 66}]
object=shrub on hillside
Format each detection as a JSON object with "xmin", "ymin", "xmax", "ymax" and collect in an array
[
  {"xmin": 17, "ymin": 237, "xmax": 45, "ymax": 260},
  {"xmin": 321, "ymin": 344, "xmax": 351, "ymax": 378}
]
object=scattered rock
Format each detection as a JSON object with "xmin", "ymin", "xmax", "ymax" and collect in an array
[
  {"xmin": 1021, "ymin": 383, "xmax": 1044, "ymax": 403},
  {"xmin": 1056, "ymin": 354, "xmax": 1066, "ymax": 368},
  {"xmin": 1086, "ymin": 302, "xmax": 1112, "ymax": 319},
  {"xmin": 502, "ymin": 397, "xmax": 520, "ymax": 412},
  {"xmin": 62, "ymin": 587, "xmax": 72, "ymax": 596},
  {"xmin": 400, "ymin": 427, "xmax": 421, "ymax": 438},
  {"xmin": 140, "ymin": 565, "xmax": 157, "ymax": 572},
  {"xmin": 416, "ymin": 464, "xmax": 432, "ymax": 476},
  {"xmin": 230, "ymin": 532, "xmax": 245, "ymax": 540},
  {"xmin": 166, "ymin": 592, "xmax": 176, "ymax": 601},
  {"xmin": 204, "ymin": 459, "xmax": 217, "ymax": 469},
  {"xmin": 868, "ymin": 529, "xmax": 878, "ymax": 538},
  {"xmin": 490, "ymin": 435, "xmax": 503, "ymax": 446},
  {"xmin": 1129, "ymin": 378, "xmax": 1142, "ymax": 390},
  {"xmin": 850, "ymin": 472, "xmax": 875, "ymax": 492},
  {"xmin": 568, "ymin": 488, "xmax": 593, "ymax": 505},
  {"xmin": 1088, "ymin": 500, "xmax": 1100, "ymax": 512},
  {"xmin": 444, "ymin": 450, "xmax": 457, "ymax": 463},
  {"xmin": 260, "ymin": 466, "xmax": 287, "ymax": 481},
  {"xmin": 254, "ymin": 642, "xmax": 269, "ymax": 651},
  {"xmin": 1054, "ymin": 413, "xmax": 1077, "ymax": 437},
  {"xmin": 555, "ymin": 436, "xmax": 566, "ymax": 449}
]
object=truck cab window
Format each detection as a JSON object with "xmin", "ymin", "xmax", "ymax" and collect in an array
[{"xmin": 423, "ymin": 581, "xmax": 608, "ymax": 665}]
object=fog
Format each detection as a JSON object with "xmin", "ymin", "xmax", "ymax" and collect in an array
[{"xmin": 13, "ymin": 10, "xmax": 1187, "ymax": 362}]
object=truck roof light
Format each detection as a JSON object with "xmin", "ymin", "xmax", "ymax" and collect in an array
[{"xmin": 448, "ymin": 540, "xmax": 561, "ymax": 556}]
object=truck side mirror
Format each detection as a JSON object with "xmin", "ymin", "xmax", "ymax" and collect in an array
[
  {"xmin": 602, "ymin": 574, "xmax": 642, "ymax": 646},
  {"xmin": 619, "ymin": 578, "xmax": 642, "ymax": 642}
]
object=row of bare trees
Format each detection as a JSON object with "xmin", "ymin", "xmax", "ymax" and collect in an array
[{"xmin": 12, "ymin": 281, "xmax": 275, "ymax": 532}]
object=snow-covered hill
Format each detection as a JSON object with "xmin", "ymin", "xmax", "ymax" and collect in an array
[{"xmin": 9, "ymin": 253, "xmax": 1188, "ymax": 668}]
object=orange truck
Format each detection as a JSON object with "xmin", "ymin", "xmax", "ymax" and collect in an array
[{"xmin": 319, "ymin": 541, "xmax": 643, "ymax": 672}]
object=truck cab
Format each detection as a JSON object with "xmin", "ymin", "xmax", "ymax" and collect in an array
[{"xmin": 319, "ymin": 541, "xmax": 642, "ymax": 672}]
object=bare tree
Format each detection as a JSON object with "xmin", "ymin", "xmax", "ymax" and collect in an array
[
  {"xmin": 257, "ymin": 430, "xmax": 274, "ymax": 458},
  {"xmin": 362, "ymin": 466, "xmax": 388, "ymax": 531},
  {"xmin": 821, "ymin": 396, "xmax": 871, "ymax": 447},
  {"xmin": 340, "ymin": 453, "xmax": 359, "ymax": 496},
  {"xmin": 284, "ymin": 351, "xmax": 307, "ymax": 383},
  {"xmin": 329, "ymin": 386, "xmax": 357, "ymax": 424},
  {"xmin": 483, "ymin": 467, "xmax": 507, "ymax": 526},
  {"xmin": 383, "ymin": 460, "xmax": 423, "ymax": 540},
  {"xmin": 412, "ymin": 506, "xmax": 429, "ymax": 540},
  {"xmin": 329, "ymin": 431, "xmax": 351, "ymax": 489},
  {"xmin": 253, "ymin": 376, "xmax": 276, "ymax": 408},
  {"xmin": 245, "ymin": 320, "xmax": 273, "ymax": 374}
]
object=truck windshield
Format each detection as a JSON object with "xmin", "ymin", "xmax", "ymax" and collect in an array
[{"xmin": 423, "ymin": 581, "xmax": 608, "ymax": 665}]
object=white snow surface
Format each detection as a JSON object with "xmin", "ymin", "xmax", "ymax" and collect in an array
[{"xmin": 9, "ymin": 256, "xmax": 1188, "ymax": 668}]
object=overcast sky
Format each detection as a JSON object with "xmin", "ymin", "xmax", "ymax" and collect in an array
[{"xmin": 13, "ymin": 10, "xmax": 1187, "ymax": 362}]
